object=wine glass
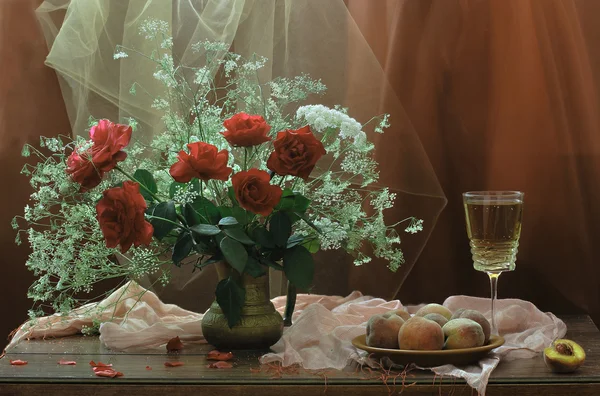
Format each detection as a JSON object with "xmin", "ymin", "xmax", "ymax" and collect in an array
[{"xmin": 463, "ymin": 191, "xmax": 524, "ymax": 336}]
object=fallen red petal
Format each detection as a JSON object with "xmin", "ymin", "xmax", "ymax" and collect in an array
[
  {"xmin": 58, "ymin": 359, "xmax": 77, "ymax": 365},
  {"xmin": 207, "ymin": 350, "xmax": 234, "ymax": 361},
  {"xmin": 145, "ymin": 366, "xmax": 152, "ymax": 370},
  {"xmin": 207, "ymin": 361, "xmax": 233, "ymax": 369},
  {"xmin": 94, "ymin": 369, "xmax": 123, "ymax": 378},
  {"xmin": 89, "ymin": 360, "xmax": 112, "ymax": 368},
  {"xmin": 166, "ymin": 336, "xmax": 184, "ymax": 352},
  {"xmin": 164, "ymin": 361, "xmax": 185, "ymax": 367},
  {"xmin": 9, "ymin": 360, "xmax": 28, "ymax": 366}
]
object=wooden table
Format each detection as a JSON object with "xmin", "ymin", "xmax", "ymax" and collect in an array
[{"xmin": 0, "ymin": 315, "xmax": 598, "ymax": 395}]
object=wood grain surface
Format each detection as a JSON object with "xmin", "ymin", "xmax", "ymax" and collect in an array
[{"xmin": 0, "ymin": 315, "xmax": 598, "ymax": 395}]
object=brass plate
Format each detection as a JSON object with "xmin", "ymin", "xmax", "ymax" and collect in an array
[{"xmin": 352, "ymin": 335, "xmax": 505, "ymax": 366}]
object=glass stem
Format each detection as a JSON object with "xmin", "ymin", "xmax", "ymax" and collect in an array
[{"xmin": 487, "ymin": 272, "xmax": 501, "ymax": 336}]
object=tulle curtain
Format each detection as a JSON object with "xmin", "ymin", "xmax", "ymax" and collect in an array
[
  {"xmin": 346, "ymin": 0, "xmax": 600, "ymax": 323},
  {"xmin": 34, "ymin": 0, "xmax": 447, "ymax": 310}
]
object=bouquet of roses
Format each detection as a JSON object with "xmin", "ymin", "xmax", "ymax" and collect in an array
[{"xmin": 14, "ymin": 19, "xmax": 422, "ymax": 329}]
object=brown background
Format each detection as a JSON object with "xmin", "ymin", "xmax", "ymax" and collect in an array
[{"xmin": 2, "ymin": 0, "xmax": 600, "ymax": 348}]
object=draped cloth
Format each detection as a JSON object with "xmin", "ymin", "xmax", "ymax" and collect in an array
[
  {"xmin": 346, "ymin": 0, "xmax": 600, "ymax": 322},
  {"xmin": 34, "ymin": 0, "xmax": 447, "ymax": 311},
  {"xmin": 6, "ymin": 281, "xmax": 566, "ymax": 396}
]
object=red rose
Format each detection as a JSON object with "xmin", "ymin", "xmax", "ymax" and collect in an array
[
  {"xmin": 66, "ymin": 150, "xmax": 103, "ymax": 190},
  {"xmin": 231, "ymin": 169, "xmax": 282, "ymax": 216},
  {"xmin": 96, "ymin": 181, "xmax": 154, "ymax": 253},
  {"xmin": 222, "ymin": 112, "xmax": 271, "ymax": 147},
  {"xmin": 169, "ymin": 142, "xmax": 232, "ymax": 183},
  {"xmin": 266, "ymin": 126, "xmax": 326, "ymax": 180},
  {"xmin": 89, "ymin": 119, "xmax": 132, "ymax": 172},
  {"xmin": 66, "ymin": 119, "xmax": 132, "ymax": 190}
]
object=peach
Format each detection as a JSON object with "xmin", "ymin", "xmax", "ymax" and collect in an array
[
  {"xmin": 452, "ymin": 309, "xmax": 491, "ymax": 343},
  {"xmin": 382, "ymin": 309, "xmax": 411, "ymax": 321},
  {"xmin": 442, "ymin": 318, "xmax": 485, "ymax": 349},
  {"xmin": 544, "ymin": 339, "xmax": 586, "ymax": 373},
  {"xmin": 415, "ymin": 303, "xmax": 452, "ymax": 321},
  {"xmin": 398, "ymin": 317, "xmax": 444, "ymax": 351},
  {"xmin": 366, "ymin": 314, "xmax": 405, "ymax": 349},
  {"xmin": 450, "ymin": 308, "xmax": 467, "ymax": 320},
  {"xmin": 423, "ymin": 313, "xmax": 448, "ymax": 327}
]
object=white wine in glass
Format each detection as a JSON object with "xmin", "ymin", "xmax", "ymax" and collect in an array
[{"xmin": 463, "ymin": 191, "xmax": 524, "ymax": 336}]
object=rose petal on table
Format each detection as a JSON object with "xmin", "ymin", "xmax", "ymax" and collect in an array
[
  {"xmin": 166, "ymin": 336, "xmax": 184, "ymax": 353},
  {"xmin": 9, "ymin": 360, "xmax": 28, "ymax": 366},
  {"xmin": 164, "ymin": 361, "xmax": 185, "ymax": 367},
  {"xmin": 89, "ymin": 360, "xmax": 112, "ymax": 368},
  {"xmin": 207, "ymin": 361, "xmax": 233, "ymax": 369},
  {"xmin": 58, "ymin": 359, "xmax": 77, "ymax": 365},
  {"xmin": 207, "ymin": 350, "xmax": 234, "ymax": 361},
  {"xmin": 94, "ymin": 369, "xmax": 123, "ymax": 378},
  {"xmin": 90, "ymin": 360, "xmax": 112, "ymax": 368},
  {"xmin": 145, "ymin": 366, "xmax": 152, "ymax": 370}
]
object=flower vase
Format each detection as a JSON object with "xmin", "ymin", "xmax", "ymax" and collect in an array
[{"xmin": 201, "ymin": 262, "xmax": 284, "ymax": 350}]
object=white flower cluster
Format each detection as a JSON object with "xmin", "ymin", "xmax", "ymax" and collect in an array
[
  {"xmin": 194, "ymin": 67, "xmax": 212, "ymax": 87},
  {"xmin": 152, "ymin": 98, "xmax": 169, "ymax": 110},
  {"xmin": 139, "ymin": 18, "xmax": 169, "ymax": 40},
  {"xmin": 405, "ymin": 218, "xmax": 424, "ymax": 234},
  {"xmin": 296, "ymin": 104, "xmax": 370, "ymax": 151},
  {"xmin": 123, "ymin": 247, "xmax": 163, "ymax": 279},
  {"xmin": 153, "ymin": 54, "xmax": 176, "ymax": 88},
  {"xmin": 310, "ymin": 218, "xmax": 348, "ymax": 250},
  {"xmin": 172, "ymin": 186, "xmax": 200, "ymax": 205},
  {"xmin": 113, "ymin": 51, "xmax": 129, "ymax": 59}
]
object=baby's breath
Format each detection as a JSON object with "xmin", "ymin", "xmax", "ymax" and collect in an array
[{"xmin": 17, "ymin": 19, "xmax": 423, "ymax": 324}]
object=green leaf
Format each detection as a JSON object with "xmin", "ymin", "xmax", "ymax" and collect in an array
[
  {"xmin": 232, "ymin": 206, "xmax": 250, "ymax": 225},
  {"xmin": 269, "ymin": 249, "xmax": 284, "ymax": 262},
  {"xmin": 292, "ymin": 194, "xmax": 310, "ymax": 213},
  {"xmin": 253, "ymin": 227, "xmax": 275, "ymax": 249},
  {"xmin": 283, "ymin": 245, "xmax": 314, "ymax": 290},
  {"xmin": 134, "ymin": 169, "xmax": 157, "ymax": 202},
  {"xmin": 215, "ymin": 277, "xmax": 246, "ymax": 328},
  {"xmin": 275, "ymin": 189, "xmax": 295, "ymax": 211},
  {"xmin": 218, "ymin": 206, "xmax": 233, "ymax": 218},
  {"xmin": 147, "ymin": 201, "xmax": 177, "ymax": 239},
  {"xmin": 302, "ymin": 238, "xmax": 321, "ymax": 254},
  {"xmin": 245, "ymin": 256, "xmax": 266, "ymax": 278},
  {"xmin": 275, "ymin": 190, "xmax": 310, "ymax": 214},
  {"xmin": 182, "ymin": 203, "xmax": 201, "ymax": 226},
  {"xmin": 218, "ymin": 216, "xmax": 238, "ymax": 226},
  {"xmin": 286, "ymin": 234, "xmax": 305, "ymax": 249},
  {"xmin": 270, "ymin": 211, "xmax": 292, "ymax": 248},
  {"xmin": 189, "ymin": 196, "xmax": 220, "ymax": 224},
  {"xmin": 259, "ymin": 257, "xmax": 283, "ymax": 270},
  {"xmin": 222, "ymin": 227, "xmax": 255, "ymax": 245},
  {"xmin": 190, "ymin": 178, "xmax": 200, "ymax": 192},
  {"xmin": 191, "ymin": 238, "xmax": 212, "ymax": 255},
  {"xmin": 194, "ymin": 254, "xmax": 223, "ymax": 271},
  {"xmin": 219, "ymin": 236, "xmax": 248, "ymax": 273},
  {"xmin": 227, "ymin": 187, "xmax": 238, "ymax": 205},
  {"xmin": 172, "ymin": 232, "xmax": 193, "ymax": 266},
  {"xmin": 287, "ymin": 212, "xmax": 301, "ymax": 224},
  {"xmin": 191, "ymin": 224, "xmax": 221, "ymax": 236}
]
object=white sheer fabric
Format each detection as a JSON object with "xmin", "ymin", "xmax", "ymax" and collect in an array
[{"xmin": 35, "ymin": 0, "xmax": 446, "ymax": 303}]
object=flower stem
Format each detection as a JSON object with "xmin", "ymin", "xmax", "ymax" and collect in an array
[
  {"xmin": 283, "ymin": 281, "xmax": 297, "ymax": 327},
  {"xmin": 115, "ymin": 166, "xmax": 189, "ymax": 227},
  {"xmin": 114, "ymin": 166, "xmax": 161, "ymax": 203}
]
